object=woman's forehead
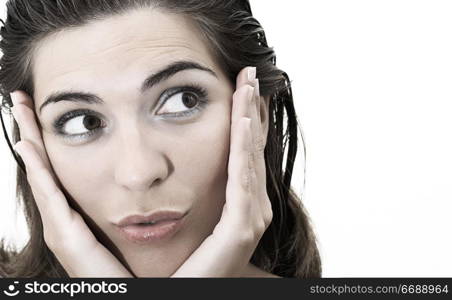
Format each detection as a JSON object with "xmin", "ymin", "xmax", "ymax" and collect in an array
[{"xmin": 31, "ymin": 7, "xmax": 218, "ymax": 105}]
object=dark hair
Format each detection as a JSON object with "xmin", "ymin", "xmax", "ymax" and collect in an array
[{"xmin": 0, "ymin": 0, "xmax": 321, "ymax": 278}]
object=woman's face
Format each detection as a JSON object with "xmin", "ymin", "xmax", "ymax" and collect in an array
[{"xmin": 31, "ymin": 8, "xmax": 234, "ymax": 277}]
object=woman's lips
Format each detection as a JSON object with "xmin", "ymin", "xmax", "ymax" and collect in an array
[
  {"xmin": 116, "ymin": 219, "xmax": 185, "ymax": 245},
  {"xmin": 114, "ymin": 210, "xmax": 188, "ymax": 245}
]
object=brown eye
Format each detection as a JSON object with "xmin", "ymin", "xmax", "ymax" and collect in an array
[
  {"xmin": 63, "ymin": 115, "xmax": 104, "ymax": 135},
  {"xmin": 182, "ymin": 92, "xmax": 198, "ymax": 109},
  {"xmin": 157, "ymin": 91, "xmax": 201, "ymax": 115},
  {"xmin": 83, "ymin": 115, "xmax": 102, "ymax": 130}
]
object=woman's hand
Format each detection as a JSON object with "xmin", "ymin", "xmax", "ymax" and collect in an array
[
  {"xmin": 10, "ymin": 91, "xmax": 132, "ymax": 278},
  {"xmin": 171, "ymin": 66, "xmax": 273, "ymax": 277}
]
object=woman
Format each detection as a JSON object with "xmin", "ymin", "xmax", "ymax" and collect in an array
[{"xmin": 0, "ymin": 0, "xmax": 321, "ymax": 278}]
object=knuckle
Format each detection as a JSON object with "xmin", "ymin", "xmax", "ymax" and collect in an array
[
  {"xmin": 246, "ymin": 151, "xmax": 257, "ymax": 175},
  {"xmin": 254, "ymin": 136, "xmax": 266, "ymax": 156},
  {"xmin": 241, "ymin": 168, "xmax": 252, "ymax": 193},
  {"xmin": 247, "ymin": 151, "xmax": 255, "ymax": 169}
]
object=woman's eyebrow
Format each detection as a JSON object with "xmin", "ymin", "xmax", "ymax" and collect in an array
[{"xmin": 38, "ymin": 60, "xmax": 217, "ymax": 115}]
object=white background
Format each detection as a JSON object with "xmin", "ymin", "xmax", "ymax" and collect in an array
[{"xmin": 1, "ymin": 1, "xmax": 451, "ymax": 277}]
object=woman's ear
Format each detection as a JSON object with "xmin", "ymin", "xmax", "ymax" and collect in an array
[{"xmin": 259, "ymin": 95, "xmax": 270, "ymax": 146}]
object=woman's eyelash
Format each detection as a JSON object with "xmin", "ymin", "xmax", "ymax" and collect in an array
[
  {"xmin": 52, "ymin": 84, "xmax": 210, "ymax": 142},
  {"xmin": 157, "ymin": 84, "xmax": 209, "ymax": 118},
  {"xmin": 53, "ymin": 109, "xmax": 103, "ymax": 137}
]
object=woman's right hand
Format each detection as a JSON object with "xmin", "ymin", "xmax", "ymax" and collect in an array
[
  {"xmin": 171, "ymin": 66, "xmax": 274, "ymax": 277},
  {"xmin": 10, "ymin": 90, "xmax": 132, "ymax": 278}
]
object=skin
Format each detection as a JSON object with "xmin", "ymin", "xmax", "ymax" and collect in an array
[{"xmin": 10, "ymin": 7, "xmax": 276, "ymax": 277}]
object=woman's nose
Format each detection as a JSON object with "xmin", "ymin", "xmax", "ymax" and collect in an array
[{"xmin": 113, "ymin": 129, "xmax": 169, "ymax": 191}]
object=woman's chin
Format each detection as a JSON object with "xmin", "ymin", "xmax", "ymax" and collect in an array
[
  {"xmin": 121, "ymin": 250, "xmax": 184, "ymax": 277},
  {"xmin": 114, "ymin": 234, "xmax": 199, "ymax": 277}
]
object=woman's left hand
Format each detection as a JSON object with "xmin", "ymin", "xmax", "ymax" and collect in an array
[
  {"xmin": 171, "ymin": 66, "xmax": 273, "ymax": 277},
  {"xmin": 10, "ymin": 91, "xmax": 133, "ymax": 277}
]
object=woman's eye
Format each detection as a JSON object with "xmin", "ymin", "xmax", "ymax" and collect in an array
[
  {"xmin": 53, "ymin": 109, "xmax": 105, "ymax": 140},
  {"xmin": 156, "ymin": 87, "xmax": 208, "ymax": 117},
  {"xmin": 64, "ymin": 115, "xmax": 103, "ymax": 135}
]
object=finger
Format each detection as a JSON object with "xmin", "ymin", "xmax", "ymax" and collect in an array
[
  {"xmin": 245, "ymin": 81, "xmax": 271, "ymax": 228},
  {"xmin": 236, "ymin": 66, "xmax": 255, "ymax": 87},
  {"xmin": 235, "ymin": 68, "xmax": 265, "ymax": 165},
  {"xmin": 231, "ymin": 67, "xmax": 256, "ymax": 124},
  {"xmin": 236, "ymin": 70, "xmax": 270, "ymax": 222},
  {"xmin": 234, "ymin": 69, "xmax": 269, "ymax": 210},
  {"xmin": 250, "ymin": 79, "xmax": 266, "ymax": 186},
  {"xmin": 252, "ymin": 80, "xmax": 272, "ymax": 223},
  {"xmin": 226, "ymin": 114, "xmax": 260, "ymax": 236},
  {"xmin": 13, "ymin": 140, "xmax": 72, "ymax": 224},
  {"xmin": 231, "ymin": 84, "xmax": 254, "ymax": 131},
  {"xmin": 11, "ymin": 91, "xmax": 52, "ymax": 170},
  {"xmin": 10, "ymin": 91, "xmax": 43, "ymax": 146},
  {"xmin": 228, "ymin": 116, "xmax": 255, "ymax": 205}
]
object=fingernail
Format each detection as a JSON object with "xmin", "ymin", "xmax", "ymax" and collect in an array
[
  {"xmin": 254, "ymin": 79, "xmax": 260, "ymax": 99},
  {"xmin": 247, "ymin": 67, "xmax": 256, "ymax": 82},
  {"xmin": 248, "ymin": 85, "xmax": 255, "ymax": 104}
]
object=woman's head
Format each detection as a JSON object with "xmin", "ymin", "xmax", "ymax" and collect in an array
[{"xmin": 0, "ymin": 0, "xmax": 321, "ymax": 277}]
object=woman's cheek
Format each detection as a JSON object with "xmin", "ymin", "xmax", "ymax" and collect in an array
[
  {"xmin": 188, "ymin": 107, "xmax": 230, "ymax": 175},
  {"xmin": 172, "ymin": 115, "xmax": 230, "ymax": 238},
  {"xmin": 42, "ymin": 139, "xmax": 105, "ymax": 217}
]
